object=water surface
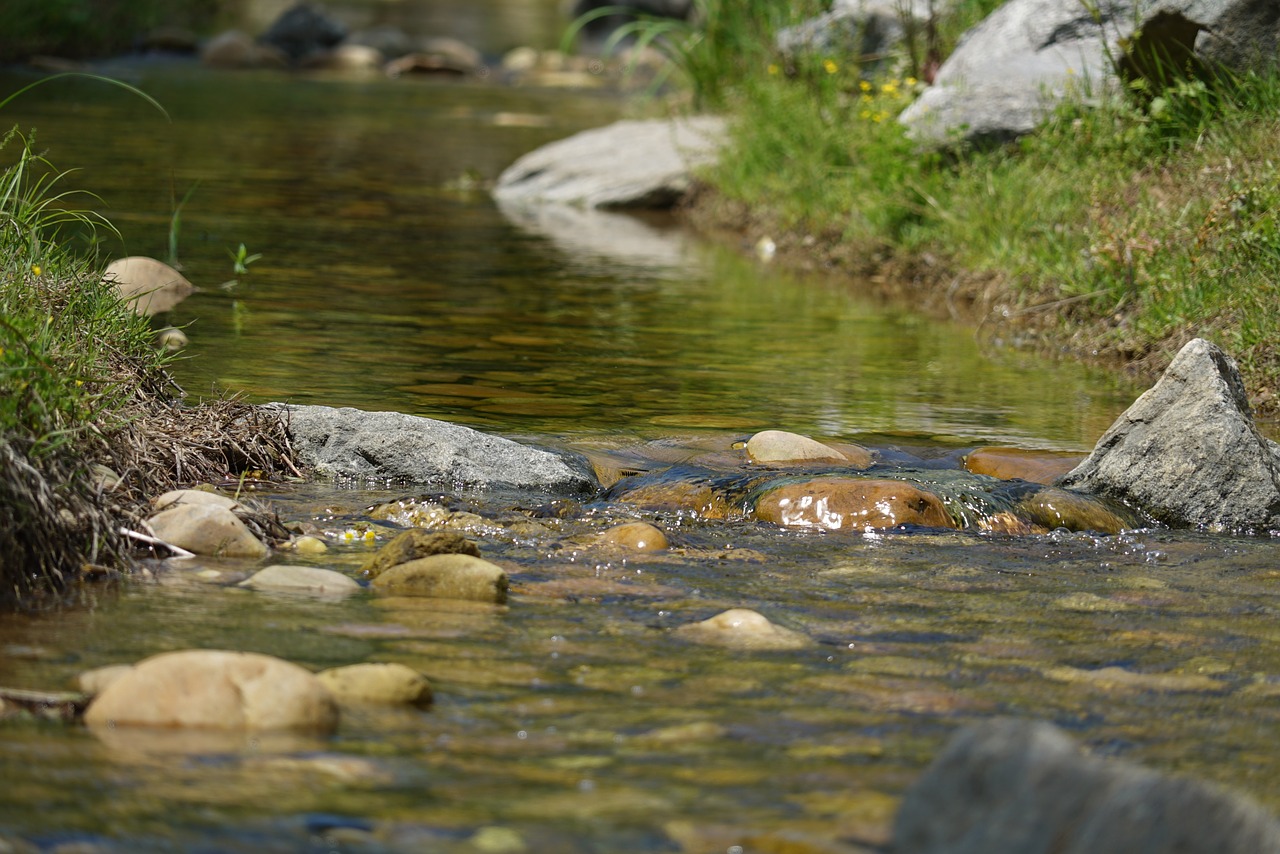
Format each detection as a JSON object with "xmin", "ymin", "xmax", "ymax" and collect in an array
[{"xmin": 0, "ymin": 59, "xmax": 1277, "ymax": 853}]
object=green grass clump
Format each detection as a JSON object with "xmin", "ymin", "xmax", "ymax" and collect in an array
[{"xmin": 689, "ymin": 5, "xmax": 1280, "ymax": 409}]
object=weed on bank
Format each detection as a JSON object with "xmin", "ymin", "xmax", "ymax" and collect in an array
[{"xmin": 667, "ymin": 2, "xmax": 1280, "ymax": 411}]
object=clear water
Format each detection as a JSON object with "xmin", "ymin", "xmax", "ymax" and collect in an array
[{"xmin": 1, "ymin": 52, "xmax": 1278, "ymax": 854}]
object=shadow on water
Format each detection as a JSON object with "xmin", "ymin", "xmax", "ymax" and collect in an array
[{"xmin": 0, "ymin": 57, "xmax": 1277, "ymax": 852}]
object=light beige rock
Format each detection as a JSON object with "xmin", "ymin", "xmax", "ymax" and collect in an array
[
  {"xmin": 745, "ymin": 430, "xmax": 846, "ymax": 463},
  {"xmin": 152, "ymin": 488, "xmax": 239, "ymax": 512},
  {"xmin": 290, "ymin": 535, "xmax": 329, "ymax": 554},
  {"xmin": 675, "ymin": 608, "xmax": 812, "ymax": 651},
  {"xmin": 103, "ymin": 256, "xmax": 194, "ymax": 315},
  {"xmin": 83, "ymin": 650, "xmax": 339, "ymax": 731},
  {"xmin": 77, "ymin": 664, "xmax": 135, "ymax": 695},
  {"xmin": 146, "ymin": 503, "xmax": 268, "ymax": 558},
  {"xmin": 599, "ymin": 521, "xmax": 668, "ymax": 551},
  {"xmin": 371, "ymin": 554, "xmax": 508, "ymax": 603},
  {"xmin": 317, "ymin": 663, "xmax": 433, "ymax": 707},
  {"xmin": 239, "ymin": 565, "xmax": 361, "ymax": 597}
]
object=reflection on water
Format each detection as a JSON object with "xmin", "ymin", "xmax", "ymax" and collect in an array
[
  {"xmin": 1, "ymin": 62, "xmax": 1277, "ymax": 852},
  {"xmin": 9, "ymin": 63, "xmax": 1136, "ymax": 447}
]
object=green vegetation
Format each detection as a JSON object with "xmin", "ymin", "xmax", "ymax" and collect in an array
[
  {"xmin": 658, "ymin": 0, "xmax": 1280, "ymax": 411},
  {"xmin": 0, "ymin": 78, "xmax": 292, "ymax": 608},
  {"xmin": 0, "ymin": 0, "xmax": 220, "ymax": 63}
]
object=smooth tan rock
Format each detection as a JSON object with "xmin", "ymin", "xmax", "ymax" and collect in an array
[
  {"xmin": 316, "ymin": 663, "xmax": 433, "ymax": 707},
  {"xmin": 753, "ymin": 478, "xmax": 955, "ymax": 531},
  {"xmin": 104, "ymin": 256, "xmax": 194, "ymax": 315},
  {"xmin": 239, "ymin": 565, "xmax": 361, "ymax": 597},
  {"xmin": 746, "ymin": 430, "xmax": 847, "ymax": 464},
  {"xmin": 77, "ymin": 664, "xmax": 134, "ymax": 695},
  {"xmin": 675, "ymin": 608, "xmax": 812, "ymax": 651},
  {"xmin": 599, "ymin": 521, "xmax": 668, "ymax": 551},
  {"xmin": 360, "ymin": 529, "xmax": 480, "ymax": 579},
  {"xmin": 83, "ymin": 650, "xmax": 338, "ymax": 731},
  {"xmin": 152, "ymin": 488, "xmax": 239, "ymax": 512},
  {"xmin": 290, "ymin": 535, "xmax": 329, "ymax": 554},
  {"xmin": 146, "ymin": 503, "xmax": 268, "ymax": 558},
  {"xmin": 371, "ymin": 554, "xmax": 508, "ymax": 603},
  {"xmin": 964, "ymin": 447, "xmax": 1084, "ymax": 484}
]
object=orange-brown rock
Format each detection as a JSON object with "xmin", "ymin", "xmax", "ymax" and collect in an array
[
  {"xmin": 963, "ymin": 447, "xmax": 1084, "ymax": 484},
  {"xmin": 611, "ymin": 480, "xmax": 730, "ymax": 520},
  {"xmin": 598, "ymin": 521, "xmax": 669, "ymax": 551},
  {"xmin": 753, "ymin": 478, "xmax": 955, "ymax": 531},
  {"xmin": 1013, "ymin": 486, "xmax": 1135, "ymax": 534}
]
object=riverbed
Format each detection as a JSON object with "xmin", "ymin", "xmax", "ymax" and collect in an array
[{"xmin": 1, "ymin": 45, "xmax": 1278, "ymax": 853}]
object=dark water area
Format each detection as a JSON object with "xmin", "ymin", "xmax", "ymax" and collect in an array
[{"xmin": 1, "ymin": 55, "xmax": 1279, "ymax": 853}]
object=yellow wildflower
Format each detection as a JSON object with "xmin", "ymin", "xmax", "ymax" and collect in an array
[
  {"xmin": 31, "ymin": 264, "xmax": 41, "ymax": 276},
  {"xmin": 767, "ymin": 63, "xmax": 779, "ymax": 75},
  {"xmin": 905, "ymin": 76, "xmax": 918, "ymax": 87},
  {"xmin": 881, "ymin": 81, "xmax": 898, "ymax": 95},
  {"xmin": 860, "ymin": 109, "xmax": 873, "ymax": 120},
  {"xmin": 859, "ymin": 80, "xmax": 872, "ymax": 92},
  {"xmin": 823, "ymin": 59, "xmax": 838, "ymax": 75}
]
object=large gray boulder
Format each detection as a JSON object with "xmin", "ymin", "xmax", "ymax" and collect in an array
[
  {"xmin": 265, "ymin": 404, "xmax": 597, "ymax": 493},
  {"xmin": 892, "ymin": 718, "xmax": 1280, "ymax": 854},
  {"xmin": 899, "ymin": 0, "xmax": 1280, "ymax": 147},
  {"xmin": 492, "ymin": 116, "xmax": 724, "ymax": 209},
  {"xmin": 1058, "ymin": 338, "xmax": 1280, "ymax": 532}
]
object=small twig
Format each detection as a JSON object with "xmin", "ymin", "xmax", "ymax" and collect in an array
[{"xmin": 119, "ymin": 526, "xmax": 195, "ymax": 559}]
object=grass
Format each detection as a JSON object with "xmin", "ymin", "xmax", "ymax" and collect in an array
[
  {"xmin": 0, "ymin": 100, "xmax": 295, "ymax": 608},
  {"xmin": 668, "ymin": 2, "xmax": 1280, "ymax": 413}
]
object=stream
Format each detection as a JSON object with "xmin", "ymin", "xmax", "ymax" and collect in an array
[{"xmin": 1, "ymin": 22, "xmax": 1279, "ymax": 853}]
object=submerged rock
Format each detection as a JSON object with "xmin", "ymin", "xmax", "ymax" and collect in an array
[
  {"xmin": 146, "ymin": 503, "xmax": 268, "ymax": 558},
  {"xmin": 267, "ymin": 403, "xmax": 597, "ymax": 493},
  {"xmin": 360, "ymin": 529, "xmax": 481, "ymax": 579},
  {"xmin": 83, "ymin": 650, "xmax": 338, "ymax": 732},
  {"xmin": 493, "ymin": 116, "xmax": 724, "ymax": 209},
  {"xmin": 371, "ymin": 554, "xmax": 509, "ymax": 603},
  {"xmin": 675, "ymin": 608, "xmax": 812, "ymax": 651},
  {"xmin": 598, "ymin": 521, "xmax": 669, "ymax": 551},
  {"xmin": 239, "ymin": 565, "xmax": 361, "ymax": 597},
  {"xmin": 963, "ymin": 447, "xmax": 1083, "ymax": 484},
  {"xmin": 316, "ymin": 663, "xmax": 433, "ymax": 707},
  {"xmin": 891, "ymin": 718, "xmax": 1280, "ymax": 853},
  {"xmin": 1059, "ymin": 338, "xmax": 1280, "ymax": 533},
  {"xmin": 753, "ymin": 477, "xmax": 955, "ymax": 531}
]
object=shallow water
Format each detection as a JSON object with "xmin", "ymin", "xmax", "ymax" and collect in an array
[{"xmin": 1, "ymin": 55, "xmax": 1279, "ymax": 853}]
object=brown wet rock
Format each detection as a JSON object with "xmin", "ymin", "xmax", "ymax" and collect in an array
[
  {"xmin": 964, "ymin": 447, "xmax": 1085, "ymax": 484},
  {"xmin": 371, "ymin": 553, "xmax": 508, "ymax": 603},
  {"xmin": 611, "ymin": 479, "xmax": 731, "ymax": 520},
  {"xmin": 598, "ymin": 521, "xmax": 669, "ymax": 551},
  {"xmin": 360, "ymin": 529, "xmax": 480, "ymax": 579},
  {"xmin": 753, "ymin": 477, "xmax": 955, "ymax": 531},
  {"xmin": 83, "ymin": 650, "xmax": 338, "ymax": 732},
  {"xmin": 1012, "ymin": 485, "xmax": 1136, "ymax": 534}
]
